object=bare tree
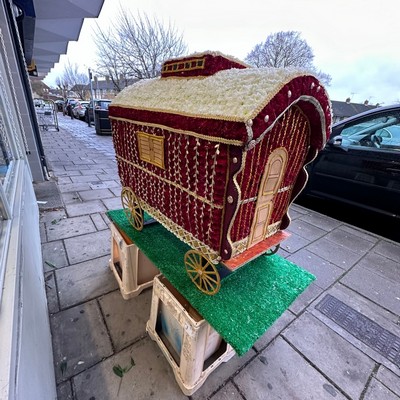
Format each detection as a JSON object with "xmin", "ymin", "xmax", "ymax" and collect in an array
[
  {"xmin": 93, "ymin": 10, "xmax": 187, "ymax": 91},
  {"xmin": 246, "ymin": 31, "xmax": 331, "ymax": 85},
  {"xmin": 92, "ymin": 24, "xmax": 133, "ymax": 93},
  {"xmin": 56, "ymin": 61, "xmax": 89, "ymax": 100}
]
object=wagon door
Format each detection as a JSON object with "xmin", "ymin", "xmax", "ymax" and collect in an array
[{"xmin": 248, "ymin": 148, "xmax": 288, "ymax": 247}]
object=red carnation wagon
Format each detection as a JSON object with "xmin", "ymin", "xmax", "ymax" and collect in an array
[{"xmin": 109, "ymin": 52, "xmax": 331, "ymax": 295}]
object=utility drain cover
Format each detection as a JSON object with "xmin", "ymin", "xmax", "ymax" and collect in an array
[{"xmin": 316, "ymin": 294, "xmax": 400, "ymax": 368}]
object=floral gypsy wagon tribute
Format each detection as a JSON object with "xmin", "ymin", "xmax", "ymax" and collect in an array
[{"xmin": 108, "ymin": 51, "xmax": 331, "ymax": 295}]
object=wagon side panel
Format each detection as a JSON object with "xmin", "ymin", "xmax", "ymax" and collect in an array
[
  {"xmin": 229, "ymin": 105, "xmax": 310, "ymax": 250},
  {"xmin": 112, "ymin": 118, "xmax": 229, "ymax": 257}
]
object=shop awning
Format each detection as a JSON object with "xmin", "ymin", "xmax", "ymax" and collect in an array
[{"xmin": 13, "ymin": 0, "xmax": 105, "ymax": 76}]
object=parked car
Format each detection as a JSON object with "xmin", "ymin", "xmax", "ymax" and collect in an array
[
  {"xmin": 54, "ymin": 100, "xmax": 64, "ymax": 112},
  {"xmin": 65, "ymin": 98, "xmax": 79, "ymax": 116},
  {"xmin": 298, "ymin": 104, "xmax": 400, "ymax": 219},
  {"xmin": 72, "ymin": 101, "xmax": 89, "ymax": 120},
  {"xmin": 86, "ymin": 99, "xmax": 112, "ymax": 123}
]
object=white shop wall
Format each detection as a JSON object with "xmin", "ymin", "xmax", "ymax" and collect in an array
[{"xmin": 0, "ymin": 1, "xmax": 56, "ymax": 398}]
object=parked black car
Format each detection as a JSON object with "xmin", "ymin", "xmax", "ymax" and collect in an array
[
  {"xmin": 299, "ymin": 104, "xmax": 400, "ymax": 219},
  {"xmin": 86, "ymin": 99, "xmax": 111, "ymax": 123},
  {"xmin": 54, "ymin": 100, "xmax": 64, "ymax": 112}
]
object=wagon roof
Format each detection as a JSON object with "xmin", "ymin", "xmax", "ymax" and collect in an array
[{"xmin": 111, "ymin": 67, "xmax": 322, "ymax": 123}]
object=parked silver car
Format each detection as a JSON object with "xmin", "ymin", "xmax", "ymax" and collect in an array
[{"xmin": 72, "ymin": 101, "xmax": 89, "ymax": 120}]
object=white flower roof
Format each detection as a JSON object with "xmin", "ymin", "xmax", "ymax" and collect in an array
[{"xmin": 112, "ymin": 67, "xmax": 315, "ymax": 122}]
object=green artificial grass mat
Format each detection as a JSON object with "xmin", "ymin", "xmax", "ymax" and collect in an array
[{"xmin": 107, "ymin": 209, "xmax": 315, "ymax": 356}]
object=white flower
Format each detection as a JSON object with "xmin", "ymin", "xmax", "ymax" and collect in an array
[{"xmin": 112, "ymin": 66, "xmax": 318, "ymax": 122}]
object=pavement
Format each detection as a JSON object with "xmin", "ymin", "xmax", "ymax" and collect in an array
[{"xmin": 37, "ymin": 114, "xmax": 400, "ymax": 400}]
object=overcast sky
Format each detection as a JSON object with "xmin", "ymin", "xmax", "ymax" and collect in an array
[{"xmin": 44, "ymin": 0, "xmax": 400, "ymax": 106}]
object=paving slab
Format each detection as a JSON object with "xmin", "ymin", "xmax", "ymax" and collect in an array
[
  {"xmin": 50, "ymin": 300, "xmax": 113, "ymax": 383},
  {"xmin": 283, "ymin": 311, "xmax": 376, "ymax": 399},
  {"xmin": 287, "ymin": 249, "xmax": 345, "ymax": 289},
  {"xmin": 64, "ymin": 164, "xmax": 90, "ymax": 171},
  {"xmin": 71, "ymin": 159, "xmax": 96, "ymax": 165},
  {"xmin": 56, "ymin": 255, "xmax": 118, "ymax": 309},
  {"xmin": 376, "ymin": 366, "xmax": 400, "ymax": 397},
  {"xmin": 289, "ymin": 282, "xmax": 323, "ymax": 315},
  {"xmin": 338, "ymin": 224, "xmax": 381, "ymax": 242},
  {"xmin": 56, "ymin": 176, "xmax": 73, "ymax": 185},
  {"xmin": 288, "ymin": 203, "xmax": 310, "ymax": 218},
  {"xmin": 96, "ymin": 174, "xmax": 120, "ymax": 182},
  {"xmin": 64, "ymin": 230, "xmax": 111, "ymax": 264},
  {"xmin": 56, "ymin": 169, "xmax": 83, "ymax": 177},
  {"xmin": 78, "ymin": 188, "xmax": 114, "ymax": 201},
  {"xmin": 81, "ymin": 168, "xmax": 109, "ymax": 175},
  {"xmin": 364, "ymin": 377, "xmax": 400, "ymax": 400},
  {"xmin": 90, "ymin": 212, "xmax": 109, "ymax": 230},
  {"xmin": 356, "ymin": 251, "xmax": 400, "ymax": 283},
  {"xmin": 253, "ymin": 310, "xmax": 296, "ymax": 351},
  {"xmin": 65, "ymin": 200, "xmax": 107, "ymax": 217},
  {"xmin": 60, "ymin": 191, "xmax": 81, "ymax": 205},
  {"xmin": 42, "ymin": 240, "xmax": 68, "ymax": 272},
  {"xmin": 59, "ymin": 182, "xmax": 92, "ymax": 193},
  {"xmin": 56, "ymin": 381, "xmax": 73, "ymax": 400},
  {"xmin": 72, "ymin": 337, "xmax": 188, "ymax": 400},
  {"xmin": 98, "ymin": 288, "xmax": 153, "ymax": 352},
  {"xmin": 190, "ymin": 349, "xmax": 256, "ymax": 400},
  {"xmin": 340, "ymin": 262, "xmax": 400, "ymax": 315},
  {"xmin": 34, "ymin": 180, "xmax": 64, "ymax": 210},
  {"xmin": 39, "ymin": 222, "xmax": 46, "ymax": 243},
  {"xmin": 209, "ymin": 381, "xmax": 244, "ymax": 400},
  {"xmin": 102, "ymin": 196, "xmax": 123, "ymax": 210},
  {"xmin": 324, "ymin": 227, "xmax": 378, "ymax": 255},
  {"xmin": 109, "ymin": 186, "xmax": 122, "ymax": 197},
  {"xmin": 44, "ymin": 272, "xmax": 59, "ymax": 314},
  {"xmin": 297, "ymin": 210, "xmax": 343, "ymax": 231},
  {"xmin": 287, "ymin": 218, "xmax": 328, "ymax": 241},
  {"xmin": 279, "ymin": 232, "xmax": 311, "ymax": 254},
  {"xmin": 39, "ymin": 209, "xmax": 67, "ymax": 225},
  {"xmin": 233, "ymin": 337, "xmax": 347, "ymax": 400},
  {"xmin": 46, "ymin": 215, "xmax": 96, "ymax": 241},
  {"xmin": 70, "ymin": 174, "xmax": 100, "ymax": 183},
  {"xmin": 373, "ymin": 240, "xmax": 400, "ymax": 263},
  {"xmin": 305, "ymin": 236, "xmax": 363, "ymax": 270},
  {"xmin": 89, "ymin": 180, "xmax": 120, "ymax": 190}
]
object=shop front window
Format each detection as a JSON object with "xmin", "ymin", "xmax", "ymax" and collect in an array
[
  {"xmin": 0, "ymin": 26, "xmax": 26, "ymax": 299},
  {"xmin": 0, "ymin": 105, "xmax": 13, "ymax": 183}
]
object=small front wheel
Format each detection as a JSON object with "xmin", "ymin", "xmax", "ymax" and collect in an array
[
  {"xmin": 121, "ymin": 187, "xmax": 144, "ymax": 231},
  {"xmin": 184, "ymin": 250, "xmax": 220, "ymax": 295}
]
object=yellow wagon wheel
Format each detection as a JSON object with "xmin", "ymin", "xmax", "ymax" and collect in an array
[
  {"xmin": 184, "ymin": 250, "xmax": 221, "ymax": 295},
  {"xmin": 121, "ymin": 187, "xmax": 144, "ymax": 231}
]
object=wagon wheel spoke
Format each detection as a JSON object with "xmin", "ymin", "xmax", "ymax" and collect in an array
[
  {"xmin": 203, "ymin": 275, "xmax": 216, "ymax": 291},
  {"xmin": 202, "ymin": 273, "xmax": 219, "ymax": 290},
  {"xmin": 201, "ymin": 276, "xmax": 211, "ymax": 292},
  {"xmin": 121, "ymin": 187, "xmax": 144, "ymax": 231},
  {"xmin": 186, "ymin": 268, "xmax": 200, "ymax": 281},
  {"xmin": 184, "ymin": 250, "xmax": 220, "ymax": 295},
  {"xmin": 202, "ymin": 273, "xmax": 219, "ymax": 284}
]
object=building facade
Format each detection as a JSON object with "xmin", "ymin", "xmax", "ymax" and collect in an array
[{"xmin": 0, "ymin": 1, "xmax": 104, "ymax": 398}]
